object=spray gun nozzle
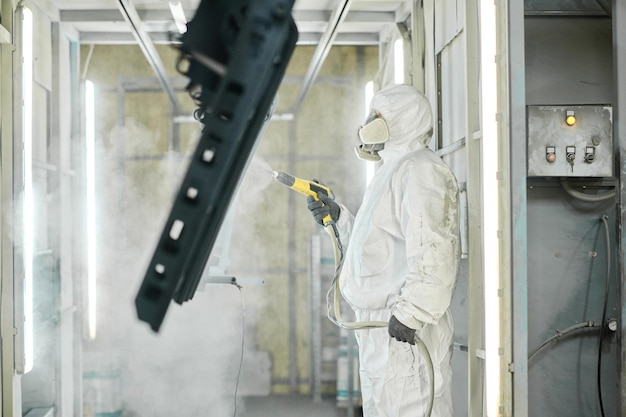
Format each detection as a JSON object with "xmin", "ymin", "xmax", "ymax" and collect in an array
[
  {"xmin": 272, "ymin": 171, "xmax": 332, "ymax": 200},
  {"xmin": 272, "ymin": 171, "xmax": 296, "ymax": 187}
]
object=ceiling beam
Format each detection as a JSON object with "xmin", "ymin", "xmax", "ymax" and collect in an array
[
  {"xmin": 297, "ymin": 32, "xmax": 379, "ymax": 45},
  {"xmin": 60, "ymin": 8, "xmax": 395, "ymax": 24},
  {"xmin": 63, "ymin": 7, "xmax": 392, "ymax": 47},
  {"xmin": 79, "ymin": 30, "xmax": 379, "ymax": 46}
]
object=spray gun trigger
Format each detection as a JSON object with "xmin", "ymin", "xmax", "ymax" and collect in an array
[{"xmin": 312, "ymin": 179, "xmax": 334, "ymax": 200}]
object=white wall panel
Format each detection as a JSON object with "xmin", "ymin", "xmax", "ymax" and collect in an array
[
  {"xmin": 435, "ymin": 0, "xmax": 464, "ymax": 54},
  {"xmin": 456, "ymin": 0, "xmax": 465, "ymax": 34},
  {"xmin": 33, "ymin": 8, "xmax": 52, "ymax": 91},
  {"xmin": 32, "ymin": 83, "xmax": 48, "ymax": 163}
]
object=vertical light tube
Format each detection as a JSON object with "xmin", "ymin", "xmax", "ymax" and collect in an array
[
  {"xmin": 85, "ymin": 80, "xmax": 97, "ymax": 340},
  {"xmin": 364, "ymin": 81, "xmax": 375, "ymax": 186},
  {"xmin": 480, "ymin": 0, "xmax": 500, "ymax": 415},
  {"xmin": 22, "ymin": 6, "xmax": 34, "ymax": 375},
  {"xmin": 394, "ymin": 38, "xmax": 405, "ymax": 84}
]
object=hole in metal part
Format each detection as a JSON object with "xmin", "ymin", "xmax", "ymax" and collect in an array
[
  {"xmin": 203, "ymin": 148, "xmax": 216, "ymax": 163},
  {"xmin": 186, "ymin": 187, "xmax": 199, "ymax": 200},
  {"xmin": 169, "ymin": 220, "xmax": 185, "ymax": 240}
]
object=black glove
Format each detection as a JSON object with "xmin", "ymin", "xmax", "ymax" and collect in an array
[
  {"xmin": 388, "ymin": 315, "xmax": 416, "ymax": 345},
  {"xmin": 306, "ymin": 193, "xmax": 340, "ymax": 225}
]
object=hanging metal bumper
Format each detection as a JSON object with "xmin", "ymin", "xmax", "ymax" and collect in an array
[{"xmin": 134, "ymin": 0, "xmax": 298, "ymax": 331}]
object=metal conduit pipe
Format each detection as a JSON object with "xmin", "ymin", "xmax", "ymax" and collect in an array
[
  {"xmin": 291, "ymin": 0, "xmax": 355, "ymax": 113},
  {"xmin": 117, "ymin": 0, "xmax": 180, "ymax": 113}
]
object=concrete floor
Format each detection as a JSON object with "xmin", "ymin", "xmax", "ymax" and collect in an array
[{"xmin": 238, "ymin": 395, "xmax": 362, "ymax": 417}]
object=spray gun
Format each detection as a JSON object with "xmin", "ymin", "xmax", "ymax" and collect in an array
[{"xmin": 272, "ymin": 171, "xmax": 334, "ymax": 225}]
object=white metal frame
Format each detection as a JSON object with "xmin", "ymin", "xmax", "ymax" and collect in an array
[
  {"xmin": 2, "ymin": 2, "xmax": 24, "ymax": 416},
  {"xmin": 614, "ymin": 0, "xmax": 626, "ymax": 415},
  {"xmin": 464, "ymin": 0, "xmax": 518, "ymax": 415},
  {"xmin": 463, "ymin": 0, "xmax": 486, "ymax": 414},
  {"xmin": 508, "ymin": 0, "xmax": 529, "ymax": 416}
]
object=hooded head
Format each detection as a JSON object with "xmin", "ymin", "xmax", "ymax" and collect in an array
[{"xmin": 355, "ymin": 84, "xmax": 433, "ymax": 162}]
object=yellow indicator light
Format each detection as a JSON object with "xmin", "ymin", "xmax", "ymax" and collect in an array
[{"xmin": 566, "ymin": 115, "xmax": 576, "ymax": 126}]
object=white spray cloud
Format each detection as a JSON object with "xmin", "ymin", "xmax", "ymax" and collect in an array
[{"xmin": 82, "ymin": 119, "xmax": 265, "ymax": 417}]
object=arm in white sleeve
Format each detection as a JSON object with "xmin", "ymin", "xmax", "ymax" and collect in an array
[
  {"xmin": 392, "ymin": 159, "xmax": 460, "ymax": 330},
  {"xmin": 326, "ymin": 203, "xmax": 354, "ymax": 246}
]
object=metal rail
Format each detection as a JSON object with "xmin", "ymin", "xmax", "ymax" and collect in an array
[
  {"xmin": 291, "ymin": 0, "xmax": 354, "ymax": 113},
  {"xmin": 117, "ymin": 0, "xmax": 180, "ymax": 113}
]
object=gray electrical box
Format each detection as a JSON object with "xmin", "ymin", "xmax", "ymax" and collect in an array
[{"xmin": 527, "ymin": 105, "xmax": 613, "ymax": 177}]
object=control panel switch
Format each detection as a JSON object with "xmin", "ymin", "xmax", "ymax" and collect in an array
[{"xmin": 566, "ymin": 146, "xmax": 576, "ymax": 172}]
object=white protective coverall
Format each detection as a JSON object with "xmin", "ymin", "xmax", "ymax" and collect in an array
[{"xmin": 335, "ymin": 84, "xmax": 460, "ymax": 417}]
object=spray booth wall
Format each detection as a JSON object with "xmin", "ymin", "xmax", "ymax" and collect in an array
[
  {"xmin": 525, "ymin": 16, "xmax": 619, "ymax": 416},
  {"xmin": 75, "ymin": 43, "xmax": 378, "ymax": 415}
]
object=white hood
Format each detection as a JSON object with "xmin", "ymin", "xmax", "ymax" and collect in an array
[{"xmin": 367, "ymin": 84, "xmax": 434, "ymax": 160}]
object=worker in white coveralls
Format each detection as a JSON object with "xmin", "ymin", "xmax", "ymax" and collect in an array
[{"xmin": 307, "ymin": 84, "xmax": 460, "ymax": 416}]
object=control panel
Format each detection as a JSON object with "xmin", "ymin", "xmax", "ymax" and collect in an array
[{"xmin": 527, "ymin": 105, "xmax": 613, "ymax": 177}]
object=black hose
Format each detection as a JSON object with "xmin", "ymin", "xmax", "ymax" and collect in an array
[
  {"xmin": 597, "ymin": 215, "xmax": 611, "ymax": 417},
  {"xmin": 560, "ymin": 180, "xmax": 616, "ymax": 202},
  {"xmin": 528, "ymin": 321, "xmax": 601, "ymax": 362},
  {"xmin": 527, "ymin": 216, "xmax": 612, "ymax": 416}
]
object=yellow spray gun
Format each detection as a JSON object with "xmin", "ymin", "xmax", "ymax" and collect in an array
[{"xmin": 272, "ymin": 171, "xmax": 334, "ymax": 225}]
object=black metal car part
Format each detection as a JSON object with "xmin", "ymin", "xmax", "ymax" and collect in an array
[{"xmin": 135, "ymin": 0, "xmax": 298, "ymax": 331}]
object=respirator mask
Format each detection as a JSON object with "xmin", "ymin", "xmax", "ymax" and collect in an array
[{"xmin": 354, "ymin": 113, "xmax": 390, "ymax": 162}]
